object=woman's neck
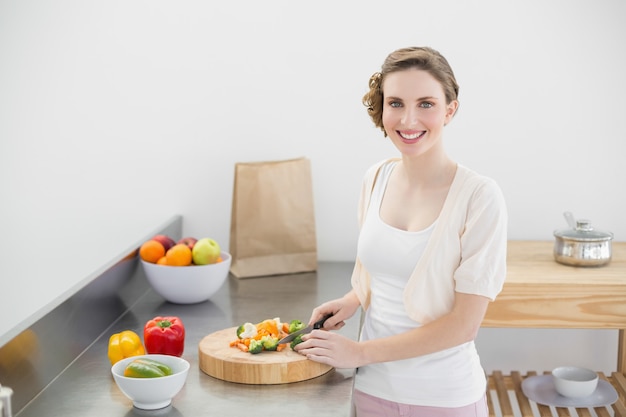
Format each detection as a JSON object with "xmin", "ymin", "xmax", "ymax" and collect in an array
[{"xmin": 398, "ymin": 150, "xmax": 457, "ymax": 190}]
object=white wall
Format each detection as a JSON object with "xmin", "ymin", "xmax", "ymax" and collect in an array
[{"xmin": 1, "ymin": 0, "xmax": 624, "ymax": 372}]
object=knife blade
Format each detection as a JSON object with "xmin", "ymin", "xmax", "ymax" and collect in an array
[{"xmin": 278, "ymin": 313, "xmax": 333, "ymax": 344}]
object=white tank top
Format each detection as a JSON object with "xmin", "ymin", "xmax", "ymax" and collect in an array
[{"xmin": 354, "ymin": 161, "xmax": 486, "ymax": 407}]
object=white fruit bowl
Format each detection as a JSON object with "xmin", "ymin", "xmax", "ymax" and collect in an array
[
  {"xmin": 141, "ymin": 252, "xmax": 231, "ymax": 304},
  {"xmin": 111, "ymin": 354, "xmax": 190, "ymax": 410},
  {"xmin": 552, "ymin": 366, "xmax": 599, "ymax": 398}
]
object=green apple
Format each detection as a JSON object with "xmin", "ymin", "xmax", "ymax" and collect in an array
[{"xmin": 192, "ymin": 238, "xmax": 221, "ymax": 265}]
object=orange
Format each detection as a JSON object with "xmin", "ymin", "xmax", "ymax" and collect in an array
[
  {"xmin": 156, "ymin": 256, "xmax": 167, "ymax": 265},
  {"xmin": 139, "ymin": 240, "xmax": 165, "ymax": 264},
  {"xmin": 165, "ymin": 243, "xmax": 192, "ymax": 266}
]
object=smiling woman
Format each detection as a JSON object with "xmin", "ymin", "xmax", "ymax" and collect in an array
[{"xmin": 295, "ymin": 46, "xmax": 507, "ymax": 417}]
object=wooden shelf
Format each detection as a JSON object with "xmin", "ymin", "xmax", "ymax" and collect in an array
[{"xmin": 483, "ymin": 241, "xmax": 626, "ymax": 372}]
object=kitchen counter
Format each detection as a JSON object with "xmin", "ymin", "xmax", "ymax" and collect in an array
[
  {"xmin": 14, "ymin": 261, "xmax": 359, "ymax": 417},
  {"xmin": 4, "ymin": 222, "xmax": 626, "ymax": 417}
]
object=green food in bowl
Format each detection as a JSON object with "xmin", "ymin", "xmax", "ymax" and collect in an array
[
  {"xmin": 111, "ymin": 354, "xmax": 190, "ymax": 410},
  {"xmin": 124, "ymin": 358, "xmax": 173, "ymax": 378}
]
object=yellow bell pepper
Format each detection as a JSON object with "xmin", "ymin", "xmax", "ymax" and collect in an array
[{"xmin": 108, "ymin": 330, "xmax": 146, "ymax": 365}]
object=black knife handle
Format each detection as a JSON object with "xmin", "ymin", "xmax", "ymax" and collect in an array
[{"xmin": 313, "ymin": 313, "xmax": 334, "ymax": 330}]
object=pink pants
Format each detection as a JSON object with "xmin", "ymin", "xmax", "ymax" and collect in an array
[{"xmin": 353, "ymin": 389, "xmax": 489, "ymax": 417}]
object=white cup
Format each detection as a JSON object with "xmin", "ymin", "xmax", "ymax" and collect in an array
[{"xmin": 552, "ymin": 366, "xmax": 599, "ymax": 398}]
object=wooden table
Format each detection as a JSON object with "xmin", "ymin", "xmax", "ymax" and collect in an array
[{"xmin": 482, "ymin": 241, "xmax": 626, "ymax": 417}]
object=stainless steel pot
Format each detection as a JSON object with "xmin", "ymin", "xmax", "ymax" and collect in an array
[{"xmin": 553, "ymin": 212, "xmax": 613, "ymax": 267}]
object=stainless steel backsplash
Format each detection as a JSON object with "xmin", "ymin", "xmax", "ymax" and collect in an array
[{"xmin": 0, "ymin": 216, "xmax": 182, "ymax": 415}]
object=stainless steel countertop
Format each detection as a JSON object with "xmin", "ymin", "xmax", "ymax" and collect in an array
[{"xmin": 16, "ymin": 261, "xmax": 358, "ymax": 417}]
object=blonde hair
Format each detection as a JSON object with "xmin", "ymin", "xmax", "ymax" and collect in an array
[{"xmin": 362, "ymin": 47, "xmax": 460, "ymax": 136}]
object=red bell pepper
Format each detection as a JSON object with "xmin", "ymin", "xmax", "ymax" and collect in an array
[{"xmin": 144, "ymin": 316, "xmax": 185, "ymax": 356}]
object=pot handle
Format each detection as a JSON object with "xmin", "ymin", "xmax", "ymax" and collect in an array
[{"xmin": 563, "ymin": 211, "xmax": 576, "ymax": 229}]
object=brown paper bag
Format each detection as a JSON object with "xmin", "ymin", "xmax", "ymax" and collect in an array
[{"xmin": 229, "ymin": 157, "xmax": 318, "ymax": 278}]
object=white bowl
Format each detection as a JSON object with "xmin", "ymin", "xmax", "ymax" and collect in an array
[
  {"xmin": 552, "ymin": 366, "xmax": 599, "ymax": 398},
  {"xmin": 111, "ymin": 354, "xmax": 190, "ymax": 410},
  {"xmin": 141, "ymin": 252, "xmax": 231, "ymax": 304}
]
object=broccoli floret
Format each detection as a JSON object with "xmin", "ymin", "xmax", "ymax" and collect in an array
[
  {"xmin": 290, "ymin": 334, "xmax": 304, "ymax": 350},
  {"xmin": 288, "ymin": 319, "xmax": 305, "ymax": 333},
  {"xmin": 261, "ymin": 335, "xmax": 279, "ymax": 351},
  {"xmin": 248, "ymin": 339, "xmax": 264, "ymax": 354}
]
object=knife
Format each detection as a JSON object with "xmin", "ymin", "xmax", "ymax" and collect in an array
[{"xmin": 278, "ymin": 313, "xmax": 333, "ymax": 344}]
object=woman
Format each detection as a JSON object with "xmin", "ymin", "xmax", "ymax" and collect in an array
[{"xmin": 295, "ymin": 47, "xmax": 508, "ymax": 416}]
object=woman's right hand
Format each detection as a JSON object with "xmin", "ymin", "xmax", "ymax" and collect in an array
[{"xmin": 308, "ymin": 290, "xmax": 361, "ymax": 330}]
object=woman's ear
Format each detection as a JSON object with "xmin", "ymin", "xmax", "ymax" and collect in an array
[{"xmin": 444, "ymin": 100, "xmax": 459, "ymax": 125}]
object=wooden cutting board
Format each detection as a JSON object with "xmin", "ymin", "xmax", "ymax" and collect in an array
[{"xmin": 198, "ymin": 327, "xmax": 333, "ymax": 384}]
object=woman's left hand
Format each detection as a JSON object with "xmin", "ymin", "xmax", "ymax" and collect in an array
[{"xmin": 295, "ymin": 329, "xmax": 365, "ymax": 369}]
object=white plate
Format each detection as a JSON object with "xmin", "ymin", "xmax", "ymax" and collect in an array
[{"xmin": 521, "ymin": 375, "xmax": 618, "ymax": 408}]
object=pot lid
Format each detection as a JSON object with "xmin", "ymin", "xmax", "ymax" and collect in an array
[{"xmin": 554, "ymin": 219, "xmax": 614, "ymax": 242}]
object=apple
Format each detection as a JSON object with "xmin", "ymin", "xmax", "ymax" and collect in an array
[
  {"xmin": 152, "ymin": 234, "xmax": 176, "ymax": 252},
  {"xmin": 192, "ymin": 238, "xmax": 221, "ymax": 265},
  {"xmin": 178, "ymin": 237, "xmax": 198, "ymax": 250}
]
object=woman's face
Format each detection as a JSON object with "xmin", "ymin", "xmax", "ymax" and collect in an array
[{"xmin": 381, "ymin": 68, "xmax": 457, "ymax": 158}]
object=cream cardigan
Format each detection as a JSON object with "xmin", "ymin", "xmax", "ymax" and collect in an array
[{"xmin": 351, "ymin": 159, "xmax": 508, "ymax": 324}]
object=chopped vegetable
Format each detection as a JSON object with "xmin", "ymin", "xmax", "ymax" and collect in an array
[
  {"xmin": 256, "ymin": 319, "xmax": 279, "ymax": 337},
  {"xmin": 230, "ymin": 317, "xmax": 296, "ymax": 354},
  {"xmin": 230, "ymin": 341, "xmax": 249, "ymax": 352},
  {"xmin": 261, "ymin": 335, "xmax": 279, "ymax": 351},
  {"xmin": 288, "ymin": 319, "xmax": 305, "ymax": 333},
  {"xmin": 236, "ymin": 322, "xmax": 257, "ymax": 339},
  {"xmin": 108, "ymin": 330, "xmax": 146, "ymax": 365},
  {"xmin": 290, "ymin": 334, "xmax": 304, "ymax": 350},
  {"xmin": 272, "ymin": 317, "xmax": 282, "ymax": 333},
  {"xmin": 248, "ymin": 339, "xmax": 264, "ymax": 354}
]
